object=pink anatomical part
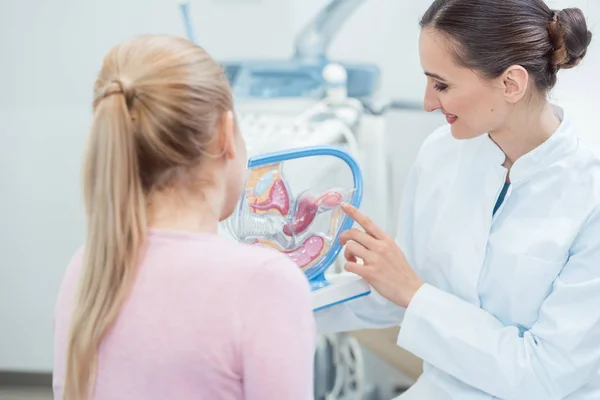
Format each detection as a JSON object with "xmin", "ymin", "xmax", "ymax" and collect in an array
[
  {"xmin": 282, "ymin": 189, "xmax": 344, "ymax": 236},
  {"xmin": 316, "ymin": 190, "xmax": 344, "ymax": 208},
  {"xmin": 285, "ymin": 235, "xmax": 326, "ymax": 269},
  {"xmin": 252, "ymin": 235, "xmax": 326, "ymax": 269},
  {"xmin": 250, "ymin": 179, "xmax": 290, "ymax": 216},
  {"xmin": 283, "ymin": 196, "xmax": 319, "ymax": 236}
]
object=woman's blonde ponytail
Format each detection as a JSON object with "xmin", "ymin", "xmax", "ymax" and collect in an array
[{"xmin": 64, "ymin": 80, "xmax": 146, "ymax": 400}]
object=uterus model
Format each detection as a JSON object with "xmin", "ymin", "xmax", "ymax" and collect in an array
[{"xmin": 224, "ymin": 146, "xmax": 363, "ymax": 290}]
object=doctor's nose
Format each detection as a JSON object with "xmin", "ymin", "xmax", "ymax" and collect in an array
[{"xmin": 423, "ymin": 87, "xmax": 441, "ymax": 113}]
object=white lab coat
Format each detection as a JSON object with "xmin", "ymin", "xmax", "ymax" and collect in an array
[{"xmin": 315, "ymin": 106, "xmax": 600, "ymax": 399}]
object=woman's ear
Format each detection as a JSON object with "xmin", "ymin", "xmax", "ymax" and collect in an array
[
  {"xmin": 502, "ymin": 65, "xmax": 529, "ymax": 103},
  {"xmin": 217, "ymin": 110, "xmax": 237, "ymax": 160}
]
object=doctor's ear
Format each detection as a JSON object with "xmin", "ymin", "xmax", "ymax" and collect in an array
[{"xmin": 501, "ymin": 65, "xmax": 529, "ymax": 103}]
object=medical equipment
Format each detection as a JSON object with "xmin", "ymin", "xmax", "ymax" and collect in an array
[
  {"xmin": 179, "ymin": 0, "xmax": 380, "ymax": 100},
  {"xmin": 237, "ymin": 104, "xmax": 361, "ymax": 157},
  {"xmin": 223, "ymin": 146, "xmax": 371, "ymax": 311},
  {"xmin": 315, "ymin": 334, "xmax": 370, "ymax": 400}
]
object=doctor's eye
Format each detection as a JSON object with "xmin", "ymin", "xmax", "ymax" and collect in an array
[{"xmin": 433, "ymin": 82, "xmax": 449, "ymax": 92}]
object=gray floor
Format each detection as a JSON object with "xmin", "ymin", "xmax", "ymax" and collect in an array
[{"xmin": 0, "ymin": 387, "xmax": 52, "ymax": 400}]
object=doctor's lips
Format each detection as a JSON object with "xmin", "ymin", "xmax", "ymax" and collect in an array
[{"xmin": 442, "ymin": 111, "xmax": 458, "ymax": 125}]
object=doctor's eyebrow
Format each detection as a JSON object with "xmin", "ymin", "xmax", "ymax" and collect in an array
[{"xmin": 425, "ymin": 72, "xmax": 448, "ymax": 82}]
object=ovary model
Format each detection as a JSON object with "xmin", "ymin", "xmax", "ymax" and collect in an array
[{"xmin": 245, "ymin": 163, "xmax": 345, "ymax": 270}]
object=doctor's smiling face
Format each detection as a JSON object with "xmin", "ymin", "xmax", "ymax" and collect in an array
[
  {"xmin": 419, "ymin": 27, "xmax": 516, "ymax": 140},
  {"xmin": 417, "ymin": 0, "xmax": 593, "ymax": 141}
]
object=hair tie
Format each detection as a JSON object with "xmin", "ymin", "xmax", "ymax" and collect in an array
[
  {"xmin": 95, "ymin": 80, "xmax": 137, "ymax": 109},
  {"xmin": 102, "ymin": 80, "xmax": 125, "ymax": 100}
]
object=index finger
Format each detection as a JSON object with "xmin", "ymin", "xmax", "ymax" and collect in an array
[{"xmin": 341, "ymin": 202, "xmax": 386, "ymax": 239}]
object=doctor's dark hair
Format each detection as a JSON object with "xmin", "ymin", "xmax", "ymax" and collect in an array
[{"xmin": 420, "ymin": 0, "xmax": 593, "ymax": 92}]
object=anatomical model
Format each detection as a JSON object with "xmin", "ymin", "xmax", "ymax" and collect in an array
[{"xmin": 239, "ymin": 162, "xmax": 347, "ymax": 271}]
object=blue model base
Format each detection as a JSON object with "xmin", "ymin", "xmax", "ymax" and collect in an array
[
  {"xmin": 313, "ymin": 290, "xmax": 371, "ymax": 313},
  {"xmin": 310, "ymin": 272, "xmax": 331, "ymax": 291}
]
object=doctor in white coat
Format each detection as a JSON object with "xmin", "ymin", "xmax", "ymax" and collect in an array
[{"xmin": 316, "ymin": 1, "xmax": 600, "ymax": 399}]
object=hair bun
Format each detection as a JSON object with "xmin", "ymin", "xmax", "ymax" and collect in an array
[{"xmin": 548, "ymin": 8, "xmax": 593, "ymax": 70}]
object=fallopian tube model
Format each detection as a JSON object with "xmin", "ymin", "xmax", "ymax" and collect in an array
[
  {"xmin": 246, "ymin": 163, "xmax": 291, "ymax": 216},
  {"xmin": 283, "ymin": 190, "xmax": 344, "ymax": 236}
]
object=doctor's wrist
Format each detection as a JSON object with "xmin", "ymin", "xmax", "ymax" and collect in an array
[{"xmin": 397, "ymin": 279, "xmax": 425, "ymax": 309}]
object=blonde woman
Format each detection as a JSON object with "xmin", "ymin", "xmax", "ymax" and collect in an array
[{"xmin": 52, "ymin": 35, "xmax": 316, "ymax": 400}]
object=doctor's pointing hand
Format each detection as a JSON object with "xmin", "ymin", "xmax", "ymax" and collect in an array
[
  {"xmin": 316, "ymin": 1, "xmax": 600, "ymax": 399},
  {"xmin": 339, "ymin": 203, "xmax": 423, "ymax": 310}
]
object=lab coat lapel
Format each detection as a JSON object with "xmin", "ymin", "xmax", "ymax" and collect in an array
[{"xmin": 424, "ymin": 135, "xmax": 506, "ymax": 306}]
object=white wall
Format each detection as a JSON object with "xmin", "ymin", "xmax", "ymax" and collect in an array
[
  {"xmin": 1, "ymin": 0, "xmax": 599, "ymax": 372},
  {"xmin": 0, "ymin": 0, "xmax": 296, "ymax": 372},
  {"xmin": 547, "ymin": 0, "xmax": 600, "ymax": 150}
]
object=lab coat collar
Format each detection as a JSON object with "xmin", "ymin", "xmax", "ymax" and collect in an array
[{"xmin": 480, "ymin": 105, "xmax": 576, "ymax": 185}]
